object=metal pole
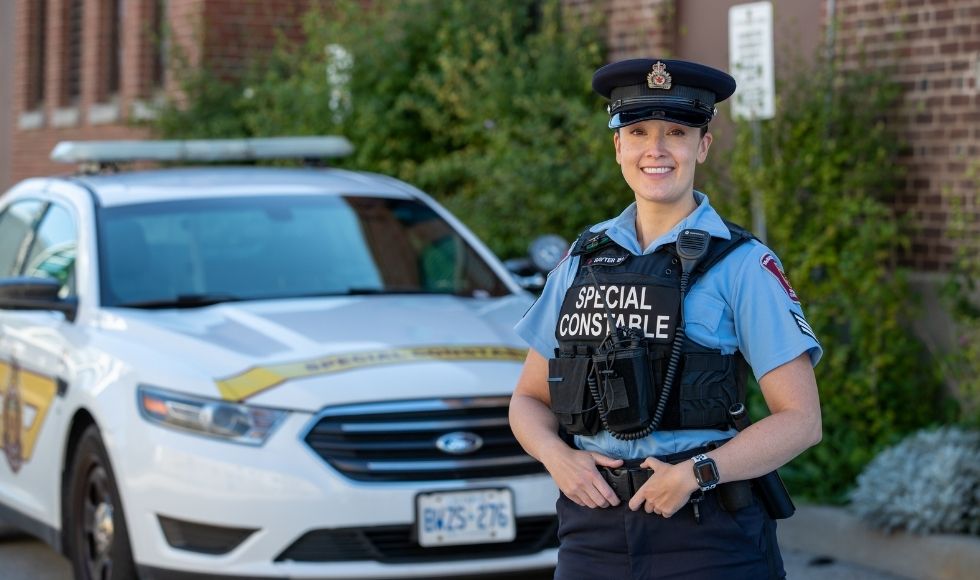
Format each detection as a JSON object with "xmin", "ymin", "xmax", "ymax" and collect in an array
[
  {"xmin": 826, "ymin": 0, "xmax": 837, "ymax": 65},
  {"xmin": 751, "ymin": 119, "xmax": 767, "ymax": 244}
]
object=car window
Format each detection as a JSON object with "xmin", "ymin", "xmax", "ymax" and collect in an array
[
  {"xmin": 0, "ymin": 200, "xmax": 46, "ymax": 278},
  {"xmin": 23, "ymin": 204, "xmax": 78, "ymax": 297},
  {"xmin": 98, "ymin": 195, "xmax": 510, "ymax": 307}
]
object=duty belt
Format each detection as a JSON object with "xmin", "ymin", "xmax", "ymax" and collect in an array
[{"xmin": 597, "ymin": 442, "xmax": 754, "ymax": 513}]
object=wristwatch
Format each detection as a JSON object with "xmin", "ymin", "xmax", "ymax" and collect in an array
[{"xmin": 692, "ymin": 454, "xmax": 720, "ymax": 491}]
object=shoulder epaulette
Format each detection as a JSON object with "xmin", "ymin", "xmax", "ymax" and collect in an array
[
  {"xmin": 570, "ymin": 227, "xmax": 614, "ymax": 256},
  {"xmin": 722, "ymin": 219, "xmax": 757, "ymax": 242},
  {"xmin": 692, "ymin": 221, "xmax": 758, "ymax": 279}
]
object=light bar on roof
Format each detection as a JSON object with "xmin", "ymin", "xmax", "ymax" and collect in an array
[{"xmin": 49, "ymin": 136, "xmax": 354, "ymax": 164}]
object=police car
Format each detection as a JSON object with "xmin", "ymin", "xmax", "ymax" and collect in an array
[{"xmin": 0, "ymin": 137, "xmax": 558, "ymax": 579}]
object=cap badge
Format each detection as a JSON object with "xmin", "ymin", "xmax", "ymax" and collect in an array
[{"xmin": 647, "ymin": 61, "xmax": 672, "ymax": 90}]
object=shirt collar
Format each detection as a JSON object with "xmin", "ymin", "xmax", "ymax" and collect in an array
[{"xmin": 600, "ymin": 191, "xmax": 731, "ymax": 255}]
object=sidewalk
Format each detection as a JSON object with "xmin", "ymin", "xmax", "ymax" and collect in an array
[{"xmin": 777, "ymin": 505, "xmax": 980, "ymax": 580}]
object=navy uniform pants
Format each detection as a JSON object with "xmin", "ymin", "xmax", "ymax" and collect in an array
[{"xmin": 554, "ymin": 489, "xmax": 785, "ymax": 580}]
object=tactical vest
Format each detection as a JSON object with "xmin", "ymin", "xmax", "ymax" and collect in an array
[{"xmin": 547, "ymin": 221, "xmax": 754, "ymax": 437}]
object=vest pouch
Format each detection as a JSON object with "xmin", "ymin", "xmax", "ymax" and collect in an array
[
  {"xmin": 592, "ymin": 345, "xmax": 654, "ymax": 433},
  {"xmin": 678, "ymin": 352, "xmax": 739, "ymax": 429},
  {"xmin": 547, "ymin": 356, "xmax": 600, "ymax": 436}
]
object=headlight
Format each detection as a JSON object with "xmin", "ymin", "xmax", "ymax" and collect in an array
[{"xmin": 138, "ymin": 385, "xmax": 287, "ymax": 446}]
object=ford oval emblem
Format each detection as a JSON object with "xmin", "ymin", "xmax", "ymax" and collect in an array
[{"xmin": 435, "ymin": 431, "xmax": 484, "ymax": 455}]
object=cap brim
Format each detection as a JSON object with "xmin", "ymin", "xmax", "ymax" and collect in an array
[{"xmin": 609, "ymin": 106, "xmax": 712, "ymax": 129}]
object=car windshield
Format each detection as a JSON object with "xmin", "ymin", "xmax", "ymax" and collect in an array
[{"xmin": 98, "ymin": 195, "xmax": 510, "ymax": 308}]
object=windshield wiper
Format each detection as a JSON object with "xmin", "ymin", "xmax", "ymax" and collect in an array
[{"xmin": 116, "ymin": 293, "xmax": 246, "ymax": 309}]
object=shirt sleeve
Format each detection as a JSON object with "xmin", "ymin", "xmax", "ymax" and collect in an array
[
  {"xmin": 513, "ymin": 254, "xmax": 579, "ymax": 359},
  {"xmin": 730, "ymin": 243, "xmax": 823, "ymax": 381}
]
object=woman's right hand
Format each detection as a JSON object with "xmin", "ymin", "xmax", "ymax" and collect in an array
[{"xmin": 544, "ymin": 448, "xmax": 624, "ymax": 508}]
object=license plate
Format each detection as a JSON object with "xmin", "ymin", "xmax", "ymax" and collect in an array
[{"xmin": 416, "ymin": 488, "xmax": 517, "ymax": 547}]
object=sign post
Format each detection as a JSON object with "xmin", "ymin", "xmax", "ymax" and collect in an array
[{"xmin": 729, "ymin": 1, "xmax": 775, "ymax": 243}]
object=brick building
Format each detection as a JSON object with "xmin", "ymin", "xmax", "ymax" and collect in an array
[
  {"xmin": 2, "ymin": 0, "xmax": 978, "ymax": 274},
  {"xmin": 5, "ymin": 0, "xmax": 309, "ymax": 182}
]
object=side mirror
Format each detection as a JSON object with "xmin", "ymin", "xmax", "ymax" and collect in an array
[
  {"xmin": 505, "ymin": 235, "xmax": 570, "ymax": 292},
  {"xmin": 0, "ymin": 277, "xmax": 78, "ymax": 322}
]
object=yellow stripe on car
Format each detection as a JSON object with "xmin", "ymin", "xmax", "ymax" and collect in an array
[{"xmin": 216, "ymin": 345, "xmax": 528, "ymax": 401}]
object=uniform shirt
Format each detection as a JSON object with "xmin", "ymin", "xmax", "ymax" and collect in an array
[{"xmin": 515, "ymin": 192, "xmax": 822, "ymax": 460}]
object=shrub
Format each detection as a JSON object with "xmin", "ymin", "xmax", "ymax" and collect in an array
[{"xmin": 849, "ymin": 427, "xmax": 980, "ymax": 535}]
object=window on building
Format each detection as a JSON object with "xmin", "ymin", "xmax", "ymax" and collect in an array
[
  {"xmin": 63, "ymin": 0, "xmax": 83, "ymax": 105},
  {"xmin": 150, "ymin": 0, "xmax": 169, "ymax": 91},
  {"xmin": 26, "ymin": 0, "xmax": 47, "ymax": 110},
  {"xmin": 105, "ymin": 0, "xmax": 123, "ymax": 97}
]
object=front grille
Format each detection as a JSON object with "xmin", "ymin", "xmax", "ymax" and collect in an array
[
  {"xmin": 303, "ymin": 397, "xmax": 546, "ymax": 481},
  {"xmin": 275, "ymin": 515, "xmax": 558, "ymax": 563}
]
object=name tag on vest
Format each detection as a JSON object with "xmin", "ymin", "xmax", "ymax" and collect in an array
[{"xmin": 556, "ymin": 283, "xmax": 680, "ymax": 344}]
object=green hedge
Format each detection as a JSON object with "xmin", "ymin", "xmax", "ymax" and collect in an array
[{"xmin": 153, "ymin": 0, "xmax": 953, "ymax": 502}]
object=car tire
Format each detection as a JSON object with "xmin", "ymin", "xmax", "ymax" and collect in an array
[{"xmin": 66, "ymin": 425, "xmax": 138, "ymax": 580}]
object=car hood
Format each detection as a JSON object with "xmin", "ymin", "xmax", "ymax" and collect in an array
[{"xmin": 99, "ymin": 294, "xmax": 533, "ymax": 411}]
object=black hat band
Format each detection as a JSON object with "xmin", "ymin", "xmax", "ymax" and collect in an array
[{"xmin": 608, "ymin": 84, "xmax": 716, "ymax": 115}]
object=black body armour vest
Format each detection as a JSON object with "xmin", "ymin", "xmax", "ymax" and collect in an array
[{"xmin": 547, "ymin": 221, "xmax": 754, "ymax": 437}]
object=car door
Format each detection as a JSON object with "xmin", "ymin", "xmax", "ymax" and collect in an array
[{"xmin": 0, "ymin": 195, "xmax": 79, "ymax": 536}]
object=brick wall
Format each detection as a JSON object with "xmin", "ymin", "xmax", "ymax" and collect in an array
[
  {"xmin": 8, "ymin": 0, "xmax": 308, "ymax": 186},
  {"xmin": 199, "ymin": 0, "xmax": 310, "ymax": 81},
  {"xmin": 832, "ymin": 0, "xmax": 980, "ymax": 271},
  {"xmin": 7, "ymin": 0, "xmax": 978, "ymax": 272},
  {"xmin": 571, "ymin": 0, "xmax": 979, "ymax": 272},
  {"xmin": 564, "ymin": 0, "xmax": 676, "ymax": 60}
]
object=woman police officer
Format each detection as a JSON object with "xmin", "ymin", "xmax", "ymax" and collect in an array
[{"xmin": 508, "ymin": 58, "xmax": 822, "ymax": 579}]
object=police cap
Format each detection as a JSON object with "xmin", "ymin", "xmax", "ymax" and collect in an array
[{"xmin": 592, "ymin": 58, "xmax": 736, "ymax": 129}]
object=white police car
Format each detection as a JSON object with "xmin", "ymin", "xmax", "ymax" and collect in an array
[{"xmin": 0, "ymin": 137, "xmax": 558, "ymax": 579}]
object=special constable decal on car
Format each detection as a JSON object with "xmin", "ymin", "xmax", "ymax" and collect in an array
[
  {"xmin": 0, "ymin": 361, "xmax": 58, "ymax": 472},
  {"xmin": 760, "ymin": 253, "xmax": 800, "ymax": 303},
  {"xmin": 216, "ymin": 345, "xmax": 528, "ymax": 401}
]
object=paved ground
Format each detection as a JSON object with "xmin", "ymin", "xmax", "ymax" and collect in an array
[
  {"xmin": 0, "ymin": 531, "xmax": 909, "ymax": 579},
  {"xmin": 780, "ymin": 548, "xmax": 910, "ymax": 580}
]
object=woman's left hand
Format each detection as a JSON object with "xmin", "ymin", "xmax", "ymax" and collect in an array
[{"xmin": 627, "ymin": 456, "xmax": 699, "ymax": 517}]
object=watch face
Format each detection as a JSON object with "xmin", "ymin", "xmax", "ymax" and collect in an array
[{"xmin": 695, "ymin": 460, "xmax": 719, "ymax": 485}]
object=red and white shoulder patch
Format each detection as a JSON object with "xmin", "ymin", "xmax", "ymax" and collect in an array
[{"xmin": 760, "ymin": 253, "xmax": 800, "ymax": 303}]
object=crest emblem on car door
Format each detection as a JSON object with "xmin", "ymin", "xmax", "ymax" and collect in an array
[{"xmin": 2, "ymin": 362, "xmax": 24, "ymax": 473}]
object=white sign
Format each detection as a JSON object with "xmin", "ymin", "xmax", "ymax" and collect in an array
[{"xmin": 729, "ymin": 1, "xmax": 776, "ymax": 121}]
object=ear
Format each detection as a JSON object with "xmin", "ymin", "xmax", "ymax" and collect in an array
[
  {"xmin": 614, "ymin": 130, "xmax": 622, "ymax": 165},
  {"xmin": 696, "ymin": 131, "xmax": 713, "ymax": 163}
]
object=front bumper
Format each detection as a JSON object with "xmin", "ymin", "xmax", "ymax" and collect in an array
[{"xmin": 118, "ymin": 412, "xmax": 558, "ymax": 578}]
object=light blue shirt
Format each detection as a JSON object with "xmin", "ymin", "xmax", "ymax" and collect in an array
[{"xmin": 515, "ymin": 192, "xmax": 822, "ymax": 459}]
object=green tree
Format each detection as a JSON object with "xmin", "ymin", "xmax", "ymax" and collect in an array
[
  {"xmin": 941, "ymin": 160, "xmax": 980, "ymax": 426},
  {"xmin": 711, "ymin": 65, "xmax": 951, "ymax": 501},
  {"xmin": 156, "ymin": 0, "xmax": 625, "ymax": 258}
]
